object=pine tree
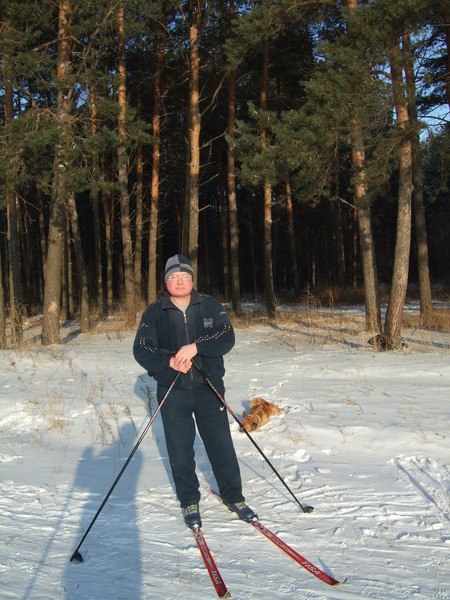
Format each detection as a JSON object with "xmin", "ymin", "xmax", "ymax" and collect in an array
[
  {"xmin": 382, "ymin": 33, "xmax": 414, "ymax": 349},
  {"xmin": 42, "ymin": 0, "xmax": 74, "ymax": 345},
  {"xmin": 403, "ymin": 29, "xmax": 434, "ymax": 324},
  {"xmin": 148, "ymin": 40, "xmax": 165, "ymax": 304},
  {"xmin": 347, "ymin": 0, "xmax": 382, "ymax": 332},
  {"xmin": 225, "ymin": 0, "xmax": 242, "ymax": 315},
  {"xmin": 0, "ymin": 246, "xmax": 6, "ymax": 349},
  {"xmin": 117, "ymin": 0, "xmax": 135, "ymax": 323}
]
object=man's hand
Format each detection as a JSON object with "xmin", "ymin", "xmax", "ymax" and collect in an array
[
  {"xmin": 170, "ymin": 343, "xmax": 197, "ymax": 373},
  {"xmin": 169, "ymin": 356, "xmax": 191, "ymax": 373}
]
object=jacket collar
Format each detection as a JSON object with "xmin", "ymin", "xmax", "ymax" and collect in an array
[{"xmin": 161, "ymin": 288, "xmax": 203, "ymax": 310}]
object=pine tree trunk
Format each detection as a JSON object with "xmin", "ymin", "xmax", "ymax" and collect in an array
[
  {"xmin": 285, "ymin": 181, "xmax": 301, "ymax": 298},
  {"xmin": 351, "ymin": 207, "xmax": 358, "ymax": 287},
  {"xmin": 89, "ymin": 87, "xmax": 103, "ymax": 314},
  {"xmin": 67, "ymin": 216, "xmax": 74, "ymax": 317},
  {"xmin": 351, "ymin": 120, "xmax": 382, "ymax": 332},
  {"xmin": 311, "ymin": 236, "xmax": 319, "ymax": 289},
  {"xmin": 248, "ymin": 201, "xmax": 258, "ymax": 299},
  {"xmin": 38, "ymin": 191, "xmax": 47, "ymax": 284},
  {"xmin": 383, "ymin": 37, "xmax": 414, "ymax": 349},
  {"xmin": 221, "ymin": 192, "xmax": 230, "ymax": 300},
  {"xmin": 227, "ymin": 0, "xmax": 242, "ymax": 315},
  {"xmin": 203, "ymin": 210, "xmax": 211, "ymax": 292},
  {"xmin": 184, "ymin": 7, "xmax": 202, "ymax": 282},
  {"xmin": 148, "ymin": 42, "xmax": 163, "ymax": 304},
  {"xmin": 103, "ymin": 195, "xmax": 114, "ymax": 315},
  {"xmin": 403, "ymin": 30, "xmax": 433, "ymax": 324},
  {"xmin": 261, "ymin": 41, "xmax": 276, "ymax": 319},
  {"xmin": 227, "ymin": 65, "xmax": 242, "ymax": 315},
  {"xmin": 330, "ymin": 157, "xmax": 346, "ymax": 286},
  {"xmin": 67, "ymin": 194, "xmax": 90, "ymax": 332},
  {"xmin": 42, "ymin": 0, "xmax": 73, "ymax": 345},
  {"xmin": 345, "ymin": 0, "xmax": 361, "ymax": 294},
  {"xmin": 5, "ymin": 81, "xmax": 23, "ymax": 343},
  {"xmin": 272, "ymin": 199, "xmax": 278, "ymax": 289},
  {"xmin": 0, "ymin": 248, "xmax": 6, "ymax": 349},
  {"xmin": 61, "ymin": 222, "xmax": 70, "ymax": 322},
  {"xmin": 135, "ymin": 138, "xmax": 143, "ymax": 302},
  {"xmin": 92, "ymin": 194, "xmax": 102, "ymax": 312},
  {"xmin": 330, "ymin": 199, "xmax": 346, "ymax": 286},
  {"xmin": 19, "ymin": 207, "xmax": 31, "ymax": 307},
  {"xmin": 117, "ymin": 2, "xmax": 135, "ymax": 323}
]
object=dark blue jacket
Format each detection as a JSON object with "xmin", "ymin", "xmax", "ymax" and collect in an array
[{"xmin": 133, "ymin": 290, "xmax": 235, "ymax": 389}]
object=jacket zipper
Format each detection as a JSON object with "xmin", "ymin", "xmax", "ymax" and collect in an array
[{"xmin": 183, "ymin": 311, "xmax": 194, "ymax": 383}]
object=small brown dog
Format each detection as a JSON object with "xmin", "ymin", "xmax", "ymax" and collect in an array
[{"xmin": 241, "ymin": 397, "xmax": 283, "ymax": 432}]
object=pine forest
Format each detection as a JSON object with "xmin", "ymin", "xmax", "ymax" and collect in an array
[{"xmin": 1, "ymin": 0, "xmax": 449, "ymax": 350}]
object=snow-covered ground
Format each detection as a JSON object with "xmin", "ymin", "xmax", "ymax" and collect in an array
[{"xmin": 1, "ymin": 321, "xmax": 449, "ymax": 599}]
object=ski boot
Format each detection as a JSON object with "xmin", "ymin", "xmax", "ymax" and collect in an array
[
  {"xmin": 182, "ymin": 503, "xmax": 202, "ymax": 530},
  {"xmin": 226, "ymin": 501, "xmax": 258, "ymax": 523}
]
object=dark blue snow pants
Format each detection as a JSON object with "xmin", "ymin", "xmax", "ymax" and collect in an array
[{"xmin": 157, "ymin": 383, "xmax": 244, "ymax": 507}]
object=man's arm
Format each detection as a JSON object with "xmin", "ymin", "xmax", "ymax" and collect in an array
[
  {"xmin": 133, "ymin": 312, "xmax": 172, "ymax": 375},
  {"xmin": 134, "ymin": 310, "xmax": 192, "ymax": 374},
  {"xmin": 194, "ymin": 298, "xmax": 235, "ymax": 357}
]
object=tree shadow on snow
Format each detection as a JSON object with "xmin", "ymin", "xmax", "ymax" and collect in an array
[{"xmin": 62, "ymin": 423, "xmax": 143, "ymax": 600}]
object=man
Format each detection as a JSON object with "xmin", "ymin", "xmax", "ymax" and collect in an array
[{"xmin": 133, "ymin": 254, "xmax": 256, "ymax": 529}]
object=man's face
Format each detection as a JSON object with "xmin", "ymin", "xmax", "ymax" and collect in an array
[{"xmin": 166, "ymin": 271, "xmax": 194, "ymax": 300}]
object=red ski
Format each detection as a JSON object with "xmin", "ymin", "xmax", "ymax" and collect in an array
[
  {"xmin": 210, "ymin": 489, "xmax": 346, "ymax": 587},
  {"xmin": 250, "ymin": 520, "xmax": 346, "ymax": 587},
  {"xmin": 192, "ymin": 527, "xmax": 231, "ymax": 598}
]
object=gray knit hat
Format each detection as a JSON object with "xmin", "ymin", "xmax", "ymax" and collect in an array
[{"xmin": 164, "ymin": 254, "xmax": 194, "ymax": 282}]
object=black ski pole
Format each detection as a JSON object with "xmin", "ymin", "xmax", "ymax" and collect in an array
[
  {"xmin": 70, "ymin": 371, "xmax": 181, "ymax": 563},
  {"xmin": 192, "ymin": 361, "xmax": 314, "ymax": 514}
]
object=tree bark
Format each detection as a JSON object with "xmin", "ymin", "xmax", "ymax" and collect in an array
[
  {"xmin": 403, "ymin": 30, "xmax": 433, "ymax": 323},
  {"xmin": 248, "ymin": 200, "xmax": 258, "ymax": 300},
  {"xmin": 227, "ymin": 0, "xmax": 242, "ymax": 315},
  {"xmin": 117, "ymin": 1, "xmax": 135, "ymax": 323},
  {"xmin": 351, "ymin": 121, "xmax": 382, "ymax": 331},
  {"xmin": 285, "ymin": 181, "xmax": 301, "ymax": 298},
  {"xmin": 89, "ymin": 87, "xmax": 103, "ymax": 314},
  {"xmin": 183, "ymin": 5, "xmax": 202, "ymax": 283},
  {"xmin": 67, "ymin": 194, "xmax": 90, "ymax": 332},
  {"xmin": 42, "ymin": 0, "xmax": 73, "ymax": 345},
  {"xmin": 135, "ymin": 132, "xmax": 144, "ymax": 302},
  {"xmin": 330, "ymin": 156, "xmax": 346, "ymax": 286},
  {"xmin": 148, "ymin": 42, "xmax": 164, "ymax": 304},
  {"xmin": 221, "ymin": 192, "xmax": 231, "ymax": 300},
  {"xmin": 61, "ymin": 220, "xmax": 70, "ymax": 322},
  {"xmin": 37, "ymin": 191, "xmax": 47, "ymax": 293},
  {"xmin": 5, "ymin": 81, "xmax": 23, "ymax": 343},
  {"xmin": 261, "ymin": 41, "xmax": 276, "ymax": 319},
  {"xmin": 0, "ymin": 248, "xmax": 6, "ymax": 349},
  {"xmin": 103, "ymin": 194, "xmax": 114, "ymax": 315},
  {"xmin": 383, "ymin": 37, "xmax": 414, "ymax": 349},
  {"xmin": 227, "ymin": 67, "xmax": 242, "ymax": 315}
]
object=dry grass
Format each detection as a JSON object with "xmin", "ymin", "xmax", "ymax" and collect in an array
[
  {"xmin": 402, "ymin": 307, "xmax": 450, "ymax": 331},
  {"xmin": 230, "ymin": 283, "xmax": 449, "ymax": 334},
  {"xmin": 6, "ymin": 285, "xmax": 448, "ymax": 348},
  {"xmin": 231, "ymin": 307, "xmax": 365, "ymax": 334}
]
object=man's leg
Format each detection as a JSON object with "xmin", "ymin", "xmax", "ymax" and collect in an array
[
  {"xmin": 157, "ymin": 386, "xmax": 200, "ymax": 507},
  {"xmin": 194, "ymin": 384, "xmax": 245, "ymax": 504}
]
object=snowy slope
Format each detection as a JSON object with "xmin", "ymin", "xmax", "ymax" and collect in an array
[{"xmin": 0, "ymin": 324, "xmax": 449, "ymax": 599}]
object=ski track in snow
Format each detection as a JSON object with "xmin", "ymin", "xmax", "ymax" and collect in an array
[{"xmin": 1, "ymin": 327, "xmax": 449, "ymax": 599}]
